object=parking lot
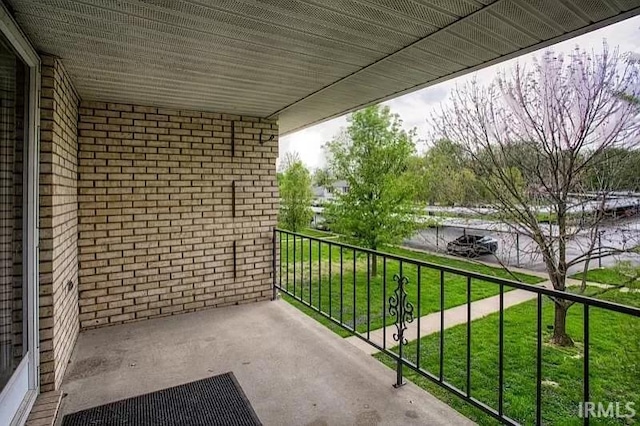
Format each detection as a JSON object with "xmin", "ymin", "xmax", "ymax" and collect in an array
[{"xmin": 404, "ymin": 217, "xmax": 640, "ymax": 274}]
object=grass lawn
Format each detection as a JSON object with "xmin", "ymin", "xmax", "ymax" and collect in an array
[
  {"xmin": 571, "ymin": 267, "xmax": 637, "ymax": 287},
  {"xmin": 277, "ymin": 232, "xmax": 544, "ymax": 337},
  {"xmin": 374, "ymin": 290, "xmax": 640, "ymax": 425},
  {"xmin": 296, "ymin": 228, "xmax": 336, "ymax": 238},
  {"xmin": 423, "ymin": 209, "xmax": 566, "ymax": 224}
]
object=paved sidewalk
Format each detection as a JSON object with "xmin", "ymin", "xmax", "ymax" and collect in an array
[
  {"xmin": 346, "ymin": 281, "xmax": 552, "ymax": 355},
  {"xmin": 346, "ymin": 276, "xmax": 637, "ymax": 355}
]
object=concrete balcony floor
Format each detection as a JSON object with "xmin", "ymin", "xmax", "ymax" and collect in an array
[{"xmin": 57, "ymin": 300, "xmax": 473, "ymax": 426}]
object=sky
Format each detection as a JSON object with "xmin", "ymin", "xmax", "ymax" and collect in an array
[{"xmin": 279, "ymin": 15, "xmax": 640, "ymax": 171}]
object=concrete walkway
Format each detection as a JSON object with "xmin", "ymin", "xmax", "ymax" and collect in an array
[
  {"xmin": 346, "ymin": 272, "xmax": 637, "ymax": 355},
  {"xmin": 346, "ymin": 282, "xmax": 552, "ymax": 355}
]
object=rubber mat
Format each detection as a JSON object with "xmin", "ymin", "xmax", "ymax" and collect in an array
[{"xmin": 61, "ymin": 372, "xmax": 262, "ymax": 426}]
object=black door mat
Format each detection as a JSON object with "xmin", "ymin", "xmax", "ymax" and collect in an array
[{"xmin": 61, "ymin": 372, "xmax": 262, "ymax": 426}]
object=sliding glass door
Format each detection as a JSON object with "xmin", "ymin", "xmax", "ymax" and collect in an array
[{"xmin": 0, "ymin": 3, "xmax": 39, "ymax": 424}]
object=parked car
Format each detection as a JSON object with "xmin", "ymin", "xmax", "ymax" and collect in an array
[{"xmin": 446, "ymin": 234, "xmax": 498, "ymax": 257}]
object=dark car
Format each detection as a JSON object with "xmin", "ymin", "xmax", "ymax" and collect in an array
[{"xmin": 446, "ymin": 234, "xmax": 498, "ymax": 258}]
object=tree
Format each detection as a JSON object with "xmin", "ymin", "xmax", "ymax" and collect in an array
[
  {"xmin": 585, "ymin": 147, "xmax": 640, "ymax": 191},
  {"xmin": 411, "ymin": 139, "xmax": 485, "ymax": 206},
  {"xmin": 325, "ymin": 104, "xmax": 419, "ymax": 275},
  {"xmin": 278, "ymin": 152, "xmax": 313, "ymax": 232},
  {"xmin": 313, "ymin": 167, "xmax": 334, "ymax": 194},
  {"xmin": 433, "ymin": 45, "xmax": 640, "ymax": 346}
]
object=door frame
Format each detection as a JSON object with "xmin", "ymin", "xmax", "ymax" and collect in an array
[{"xmin": 0, "ymin": 2, "xmax": 40, "ymax": 425}]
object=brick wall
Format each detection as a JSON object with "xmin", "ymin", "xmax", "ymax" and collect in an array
[
  {"xmin": 77, "ymin": 102, "xmax": 278, "ymax": 329},
  {"xmin": 39, "ymin": 55, "xmax": 80, "ymax": 391}
]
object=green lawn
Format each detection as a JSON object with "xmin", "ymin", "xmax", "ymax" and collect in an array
[
  {"xmin": 277, "ymin": 232, "xmax": 543, "ymax": 337},
  {"xmin": 374, "ymin": 290, "xmax": 640, "ymax": 425},
  {"xmin": 422, "ymin": 209, "xmax": 567, "ymax": 224},
  {"xmin": 296, "ymin": 228, "xmax": 336, "ymax": 238},
  {"xmin": 571, "ymin": 267, "xmax": 637, "ymax": 287}
]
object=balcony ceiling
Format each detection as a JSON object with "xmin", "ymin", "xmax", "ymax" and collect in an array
[{"xmin": 7, "ymin": 0, "xmax": 640, "ymax": 134}]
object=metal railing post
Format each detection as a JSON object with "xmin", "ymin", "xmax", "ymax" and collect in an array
[
  {"xmin": 598, "ymin": 232, "xmax": 602, "ymax": 268},
  {"xmin": 583, "ymin": 304, "xmax": 590, "ymax": 426},
  {"xmin": 389, "ymin": 264, "xmax": 414, "ymax": 388},
  {"xmin": 272, "ymin": 228, "xmax": 277, "ymax": 301}
]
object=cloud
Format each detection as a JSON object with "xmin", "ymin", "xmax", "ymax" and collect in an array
[
  {"xmin": 280, "ymin": 15, "xmax": 640, "ymax": 167},
  {"xmin": 384, "ymin": 84, "xmax": 450, "ymax": 141},
  {"xmin": 279, "ymin": 116, "xmax": 347, "ymax": 170}
]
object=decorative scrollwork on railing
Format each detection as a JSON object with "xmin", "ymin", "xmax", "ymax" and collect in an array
[{"xmin": 388, "ymin": 273, "xmax": 414, "ymax": 345}]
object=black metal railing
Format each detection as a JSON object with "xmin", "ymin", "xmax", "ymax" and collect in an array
[{"xmin": 272, "ymin": 229, "xmax": 640, "ymax": 425}]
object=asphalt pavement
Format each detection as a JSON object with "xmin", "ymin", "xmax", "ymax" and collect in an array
[{"xmin": 404, "ymin": 217, "xmax": 640, "ymax": 275}]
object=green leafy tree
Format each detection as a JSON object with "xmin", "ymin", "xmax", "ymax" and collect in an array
[
  {"xmin": 313, "ymin": 167, "xmax": 334, "ymax": 194},
  {"xmin": 406, "ymin": 154, "xmax": 429, "ymax": 202},
  {"xmin": 279, "ymin": 153, "xmax": 313, "ymax": 232},
  {"xmin": 325, "ymin": 105, "xmax": 419, "ymax": 275},
  {"xmin": 418, "ymin": 139, "xmax": 483, "ymax": 206},
  {"xmin": 427, "ymin": 139, "xmax": 465, "ymax": 193},
  {"xmin": 585, "ymin": 147, "xmax": 640, "ymax": 192},
  {"xmin": 409, "ymin": 139, "xmax": 487, "ymax": 206}
]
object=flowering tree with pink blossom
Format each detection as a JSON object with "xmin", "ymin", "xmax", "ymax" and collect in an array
[{"xmin": 433, "ymin": 45, "xmax": 640, "ymax": 346}]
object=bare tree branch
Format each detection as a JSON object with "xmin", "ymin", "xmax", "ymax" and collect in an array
[{"xmin": 431, "ymin": 44, "xmax": 640, "ymax": 346}]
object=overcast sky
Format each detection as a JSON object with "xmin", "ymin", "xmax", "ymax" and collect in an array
[{"xmin": 279, "ymin": 15, "xmax": 640, "ymax": 170}]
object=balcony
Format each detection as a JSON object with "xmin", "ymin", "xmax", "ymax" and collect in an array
[
  {"xmin": 56, "ymin": 298, "xmax": 472, "ymax": 425},
  {"xmin": 2, "ymin": 1, "xmax": 639, "ymax": 424},
  {"xmin": 48, "ymin": 229, "xmax": 640, "ymax": 426}
]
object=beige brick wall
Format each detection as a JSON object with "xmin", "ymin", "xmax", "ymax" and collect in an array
[
  {"xmin": 39, "ymin": 55, "xmax": 80, "ymax": 391},
  {"xmin": 77, "ymin": 102, "xmax": 278, "ymax": 329}
]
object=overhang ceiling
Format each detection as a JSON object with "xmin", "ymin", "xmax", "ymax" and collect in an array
[{"xmin": 7, "ymin": 0, "xmax": 640, "ymax": 134}]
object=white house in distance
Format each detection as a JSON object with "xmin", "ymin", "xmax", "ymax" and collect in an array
[{"xmin": 312, "ymin": 180, "xmax": 349, "ymax": 202}]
